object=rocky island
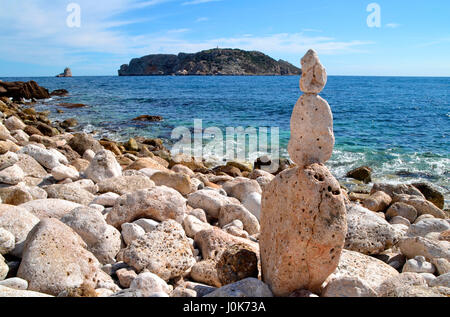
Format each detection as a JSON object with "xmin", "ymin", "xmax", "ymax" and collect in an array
[
  {"xmin": 56, "ymin": 68, "xmax": 72, "ymax": 78},
  {"xmin": 118, "ymin": 48, "xmax": 302, "ymax": 76}
]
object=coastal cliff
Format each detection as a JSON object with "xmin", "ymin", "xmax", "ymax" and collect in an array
[{"xmin": 118, "ymin": 48, "xmax": 302, "ymax": 76}]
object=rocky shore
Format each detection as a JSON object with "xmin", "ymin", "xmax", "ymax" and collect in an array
[{"xmin": 0, "ymin": 62, "xmax": 449, "ymax": 298}]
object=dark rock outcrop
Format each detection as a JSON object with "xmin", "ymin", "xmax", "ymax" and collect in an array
[
  {"xmin": 118, "ymin": 48, "xmax": 301, "ymax": 76},
  {"xmin": 0, "ymin": 81, "xmax": 50, "ymax": 102},
  {"xmin": 57, "ymin": 103, "xmax": 87, "ymax": 109},
  {"xmin": 50, "ymin": 89, "xmax": 69, "ymax": 97},
  {"xmin": 132, "ymin": 115, "xmax": 163, "ymax": 122},
  {"xmin": 347, "ymin": 166, "xmax": 373, "ymax": 184}
]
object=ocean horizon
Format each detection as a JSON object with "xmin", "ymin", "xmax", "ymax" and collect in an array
[{"xmin": 1, "ymin": 75, "xmax": 449, "ymax": 205}]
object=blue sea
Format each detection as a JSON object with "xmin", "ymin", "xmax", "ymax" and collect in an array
[{"xmin": 2, "ymin": 76, "xmax": 449, "ymax": 205}]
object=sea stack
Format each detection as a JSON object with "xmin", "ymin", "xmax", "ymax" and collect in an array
[
  {"xmin": 260, "ymin": 49, "xmax": 347, "ymax": 296},
  {"xmin": 56, "ymin": 67, "xmax": 72, "ymax": 78}
]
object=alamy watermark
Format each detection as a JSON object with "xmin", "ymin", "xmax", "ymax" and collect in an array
[
  {"xmin": 66, "ymin": 3, "xmax": 81, "ymax": 28},
  {"xmin": 367, "ymin": 2, "xmax": 381, "ymax": 28}
]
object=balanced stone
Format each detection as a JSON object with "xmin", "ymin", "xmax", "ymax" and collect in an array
[
  {"xmin": 287, "ymin": 94, "xmax": 334, "ymax": 167},
  {"xmin": 260, "ymin": 50, "xmax": 346, "ymax": 297},
  {"xmin": 260, "ymin": 164, "xmax": 347, "ymax": 295},
  {"xmin": 299, "ymin": 49, "xmax": 327, "ymax": 94}
]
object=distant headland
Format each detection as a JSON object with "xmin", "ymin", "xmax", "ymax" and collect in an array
[{"xmin": 118, "ymin": 48, "xmax": 302, "ymax": 76}]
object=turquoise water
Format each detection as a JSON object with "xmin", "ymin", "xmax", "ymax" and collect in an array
[{"xmin": 2, "ymin": 76, "xmax": 449, "ymax": 204}]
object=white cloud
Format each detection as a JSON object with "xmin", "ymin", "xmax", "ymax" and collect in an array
[
  {"xmin": 195, "ymin": 17, "xmax": 209, "ymax": 22},
  {"xmin": 145, "ymin": 33, "xmax": 373, "ymax": 56},
  {"xmin": 167, "ymin": 28, "xmax": 191, "ymax": 33},
  {"xmin": 385, "ymin": 23, "xmax": 401, "ymax": 29},
  {"xmin": 182, "ymin": 0, "xmax": 222, "ymax": 5},
  {"xmin": 302, "ymin": 28, "xmax": 323, "ymax": 33}
]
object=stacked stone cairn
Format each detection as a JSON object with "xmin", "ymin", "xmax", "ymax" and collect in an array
[{"xmin": 260, "ymin": 49, "xmax": 348, "ymax": 296}]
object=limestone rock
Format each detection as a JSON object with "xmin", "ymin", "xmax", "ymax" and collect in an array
[
  {"xmin": 132, "ymin": 218, "xmax": 160, "ymax": 233},
  {"xmin": 187, "ymin": 189, "xmax": 232, "ymax": 219},
  {"xmin": 392, "ymin": 194, "xmax": 446, "ymax": 219},
  {"xmin": 345, "ymin": 203, "xmax": 399, "ymax": 255},
  {"xmin": 189, "ymin": 208, "xmax": 208, "ymax": 223},
  {"xmin": 82, "ymin": 149, "xmax": 95, "ymax": 162},
  {"xmin": 171, "ymin": 286, "xmax": 198, "ymax": 297},
  {"xmin": 254, "ymin": 175, "xmax": 274, "ymax": 191},
  {"xmin": 182, "ymin": 281, "xmax": 216, "ymax": 297},
  {"xmin": 97, "ymin": 175, "xmax": 154, "ymax": 195},
  {"xmin": 377, "ymin": 272, "xmax": 429, "ymax": 297},
  {"xmin": 216, "ymin": 244, "xmax": 259, "ymax": 286},
  {"xmin": 116, "ymin": 268, "xmax": 137, "ymax": 288},
  {"xmin": 0, "ymin": 254, "xmax": 7, "ymax": 280},
  {"xmin": 171, "ymin": 164, "xmax": 195, "ymax": 177},
  {"xmin": 222, "ymin": 177, "xmax": 262, "ymax": 201},
  {"xmin": 118, "ymin": 220, "xmax": 195, "ymax": 281},
  {"xmin": 371, "ymin": 183, "xmax": 425, "ymax": 199},
  {"xmin": 51, "ymin": 165, "xmax": 79, "ymax": 181},
  {"xmin": 299, "ymin": 49, "xmax": 327, "ymax": 94},
  {"xmin": 92, "ymin": 192, "xmax": 120, "ymax": 207},
  {"xmin": 398, "ymin": 236, "xmax": 450, "ymax": 261},
  {"xmin": 19, "ymin": 144, "xmax": 67, "ymax": 170},
  {"xmin": 190, "ymin": 260, "xmax": 222, "ymax": 287},
  {"xmin": 121, "ymin": 223, "xmax": 146, "ymax": 246},
  {"xmin": 322, "ymin": 276, "xmax": 377, "ymax": 297},
  {"xmin": 288, "ymin": 95, "xmax": 334, "ymax": 167},
  {"xmin": 327, "ymin": 249, "xmax": 399, "ymax": 294},
  {"xmin": 0, "ymin": 183, "xmax": 46, "ymax": 205},
  {"xmin": 223, "ymin": 220, "xmax": 249, "ymax": 239},
  {"xmin": 60, "ymin": 207, "xmax": 121, "ymax": 264},
  {"xmin": 0, "ymin": 285, "xmax": 53, "ymax": 297},
  {"xmin": 0, "ymin": 165, "xmax": 24, "ymax": 185},
  {"xmin": 85, "ymin": 150, "xmax": 122, "ymax": 183},
  {"xmin": 386, "ymin": 202, "xmax": 418, "ymax": 223},
  {"xmin": 19, "ymin": 199, "xmax": 82, "ymax": 220},
  {"xmin": 126, "ymin": 157, "xmax": 168, "ymax": 171},
  {"xmin": 129, "ymin": 272, "xmax": 172, "ymax": 296},
  {"xmin": 362, "ymin": 191, "xmax": 392, "ymax": 212},
  {"xmin": 5, "ymin": 116, "xmax": 26, "ymax": 131},
  {"xmin": 0, "ymin": 152, "xmax": 19, "ymax": 170},
  {"xmin": 204, "ymin": 278, "xmax": 272, "ymax": 297},
  {"xmin": 45, "ymin": 183, "xmax": 95, "ymax": 206},
  {"xmin": 429, "ymin": 273, "xmax": 450, "ymax": 288},
  {"xmin": 431, "ymin": 258, "xmax": 450, "ymax": 275},
  {"xmin": 390, "ymin": 216, "xmax": 411, "ymax": 227},
  {"xmin": 0, "ymin": 277, "xmax": 28, "ymax": 290},
  {"xmin": 402, "ymin": 256, "xmax": 436, "ymax": 274},
  {"xmin": 106, "ymin": 187, "xmax": 188, "ymax": 228},
  {"xmin": 260, "ymin": 165, "xmax": 347, "ymax": 295},
  {"xmin": 17, "ymin": 218, "xmax": 111, "ymax": 296},
  {"xmin": 194, "ymin": 227, "xmax": 259, "ymax": 262},
  {"xmin": 412, "ymin": 182, "xmax": 445, "ymax": 210},
  {"xmin": 407, "ymin": 218, "xmax": 450, "ymax": 238},
  {"xmin": 150, "ymin": 171, "xmax": 193, "ymax": 195},
  {"xmin": 219, "ymin": 203, "xmax": 260, "ymax": 235},
  {"xmin": 68, "ymin": 133, "xmax": 103, "ymax": 156},
  {"xmin": 0, "ymin": 228, "xmax": 15, "ymax": 255},
  {"xmin": 0, "ymin": 204, "xmax": 40, "ymax": 257},
  {"xmin": 15, "ymin": 154, "xmax": 48, "ymax": 178},
  {"xmin": 183, "ymin": 215, "xmax": 212, "ymax": 239}
]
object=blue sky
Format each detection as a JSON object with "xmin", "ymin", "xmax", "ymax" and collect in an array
[{"xmin": 0, "ymin": 0, "xmax": 449, "ymax": 76}]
